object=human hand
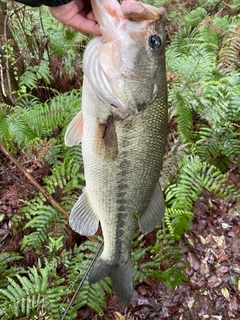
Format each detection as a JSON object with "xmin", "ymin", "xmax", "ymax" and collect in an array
[{"xmin": 49, "ymin": 0, "xmax": 101, "ymax": 36}]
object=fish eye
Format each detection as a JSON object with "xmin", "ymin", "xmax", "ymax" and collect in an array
[{"xmin": 148, "ymin": 34, "xmax": 162, "ymax": 51}]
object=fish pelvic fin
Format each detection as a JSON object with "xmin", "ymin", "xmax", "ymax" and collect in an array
[
  {"xmin": 138, "ymin": 182, "xmax": 165, "ymax": 234},
  {"xmin": 88, "ymin": 256, "xmax": 133, "ymax": 305},
  {"xmin": 69, "ymin": 188, "xmax": 99, "ymax": 236},
  {"xmin": 65, "ymin": 110, "xmax": 83, "ymax": 146}
]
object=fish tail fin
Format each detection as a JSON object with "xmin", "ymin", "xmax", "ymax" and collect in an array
[{"xmin": 88, "ymin": 256, "xmax": 133, "ymax": 305}]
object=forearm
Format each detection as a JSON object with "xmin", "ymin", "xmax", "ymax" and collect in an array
[{"xmin": 13, "ymin": 0, "xmax": 72, "ymax": 7}]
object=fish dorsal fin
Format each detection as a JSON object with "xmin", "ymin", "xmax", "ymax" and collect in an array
[
  {"xmin": 94, "ymin": 116, "xmax": 118, "ymax": 161},
  {"xmin": 138, "ymin": 182, "xmax": 165, "ymax": 234},
  {"xmin": 69, "ymin": 188, "xmax": 99, "ymax": 236},
  {"xmin": 65, "ymin": 110, "xmax": 83, "ymax": 146}
]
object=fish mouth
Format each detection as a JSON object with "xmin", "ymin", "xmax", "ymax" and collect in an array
[
  {"xmin": 83, "ymin": 0, "xmax": 166, "ymax": 119},
  {"xmin": 91, "ymin": 0, "xmax": 166, "ymax": 41}
]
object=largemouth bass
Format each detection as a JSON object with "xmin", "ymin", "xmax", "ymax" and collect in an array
[{"xmin": 65, "ymin": 0, "xmax": 168, "ymax": 305}]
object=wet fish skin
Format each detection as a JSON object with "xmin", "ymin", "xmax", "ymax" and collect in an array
[{"xmin": 65, "ymin": 0, "xmax": 167, "ymax": 305}]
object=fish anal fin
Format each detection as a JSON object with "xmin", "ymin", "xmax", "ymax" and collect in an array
[
  {"xmin": 65, "ymin": 110, "xmax": 83, "ymax": 146},
  {"xmin": 94, "ymin": 116, "xmax": 118, "ymax": 161},
  {"xmin": 138, "ymin": 182, "xmax": 165, "ymax": 234},
  {"xmin": 69, "ymin": 188, "xmax": 99, "ymax": 236}
]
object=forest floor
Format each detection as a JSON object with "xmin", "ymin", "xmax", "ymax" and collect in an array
[{"xmin": 0, "ymin": 151, "xmax": 239, "ymax": 320}]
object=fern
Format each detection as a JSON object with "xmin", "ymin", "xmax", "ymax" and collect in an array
[
  {"xmin": 219, "ymin": 16, "xmax": 240, "ymax": 69},
  {"xmin": 132, "ymin": 228, "xmax": 189, "ymax": 289},
  {"xmin": 174, "ymin": 92, "xmax": 193, "ymax": 143},
  {"xmin": 184, "ymin": 7, "xmax": 208, "ymax": 27},
  {"xmin": 0, "ymin": 90, "xmax": 81, "ymax": 150},
  {"xmin": 0, "ymin": 253, "xmax": 23, "ymax": 289},
  {"xmin": 165, "ymin": 154, "xmax": 238, "ymax": 212},
  {"xmin": 167, "ymin": 13, "xmax": 240, "ymax": 170},
  {"xmin": 0, "ymin": 261, "xmax": 73, "ymax": 320},
  {"xmin": 155, "ymin": 265, "xmax": 188, "ymax": 289},
  {"xmin": 160, "ymin": 141, "xmax": 186, "ymax": 190},
  {"xmin": 165, "ymin": 208, "xmax": 193, "ymax": 239},
  {"xmin": 21, "ymin": 204, "xmax": 61, "ymax": 250},
  {"xmin": 43, "ymin": 158, "xmax": 82, "ymax": 194},
  {"xmin": 0, "ymin": 239, "xmax": 111, "ymax": 319},
  {"xmin": 60, "ymin": 240, "xmax": 111, "ymax": 316},
  {"xmin": 20, "ymin": 158, "xmax": 84, "ymax": 250},
  {"xmin": 18, "ymin": 60, "xmax": 51, "ymax": 90}
]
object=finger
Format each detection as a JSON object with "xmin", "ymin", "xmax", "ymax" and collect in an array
[
  {"xmin": 49, "ymin": 3, "xmax": 101, "ymax": 36},
  {"xmin": 65, "ymin": 14, "xmax": 101, "ymax": 35},
  {"xmin": 86, "ymin": 11, "xmax": 98, "ymax": 22}
]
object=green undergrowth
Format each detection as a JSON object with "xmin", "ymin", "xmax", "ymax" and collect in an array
[{"xmin": 0, "ymin": 1, "xmax": 239, "ymax": 318}]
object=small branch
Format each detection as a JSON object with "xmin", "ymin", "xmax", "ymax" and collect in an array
[
  {"xmin": 0, "ymin": 142, "xmax": 69, "ymax": 219},
  {"xmin": 0, "ymin": 62, "xmax": 7, "ymax": 97},
  {"xmin": 3, "ymin": 13, "xmax": 14, "ymax": 105}
]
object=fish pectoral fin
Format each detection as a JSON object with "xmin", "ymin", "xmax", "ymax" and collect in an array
[
  {"xmin": 69, "ymin": 188, "xmax": 99, "ymax": 236},
  {"xmin": 138, "ymin": 182, "xmax": 165, "ymax": 234},
  {"xmin": 65, "ymin": 110, "xmax": 83, "ymax": 146},
  {"xmin": 94, "ymin": 116, "xmax": 118, "ymax": 161}
]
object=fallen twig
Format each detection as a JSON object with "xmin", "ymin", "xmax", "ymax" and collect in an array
[{"xmin": 0, "ymin": 142, "xmax": 69, "ymax": 219}]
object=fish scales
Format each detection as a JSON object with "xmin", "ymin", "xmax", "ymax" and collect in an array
[{"xmin": 65, "ymin": 0, "xmax": 168, "ymax": 305}]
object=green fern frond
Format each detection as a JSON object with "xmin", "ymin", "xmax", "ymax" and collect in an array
[
  {"xmin": 195, "ymin": 123, "xmax": 240, "ymax": 170},
  {"xmin": 166, "ymin": 27, "xmax": 199, "ymax": 59},
  {"xmin": 165, "ymin": 208, "xmax": 193, "ymax": 239},
  {"xmin": 198, "ymin": 20, "xmax": 219, "ymax": 51},
  {"xmin": 155, "ymin": 265, "xmax": 188, "ymax": 289},
  {"xmin": 132, "ymin": 227, "xmax": 189, "ymax": 289},
  {"xmin": 19, "ymin": 60, "xmax": 51, "ymax": 89},
  {"xmin": 174, "ymin": 92, "xmax": 193, "ymax": 143},
  {"xmin": 15, "ymin": 94, "xmax": 40, "ymax": 109},
  {"xmin": 21, "ymin": 204, "xmax": 61, "ymax": 250},
  {"xmin": 0, "ymin": 262, "xmax": 70, "ymax": 320},
  {"xmin": 132, "ymin": 234, "xmax": 163, "ymax": 283},
  {"xmin": 0, "ymin": 104, "xmax": 13, "ymax": 148},
  {"xmin": 74, "ymin": 281, "xmax": 108, "ymax": 316},
  {"xmin": 160, "ymin": 139, "xmax": 187, "ymax": 190},
  {"xmin": 61, "ymin": 239, "xmax": 111, "ymax": 315},
  {"xmin": 0, "ymin": 253, "xmax": 23, "ymax": 289},
  {"xmin": 150, "ymin": 227, "xmax": 189, "ymax": 288},
  {"xmin": 25, "ymin": 91, "xmax": 81, "ymax": 138},
  {"xmin": 134, "ymin": 260, "xmax": 162, "ymax": 282},
  {"xmin": 219, "ymin": 20, "xmax": 240, "ymax": 69},
  {"xmin": 165, "ymin": 154, "xmax": 238, "ymax": 211},
  {"xmin": 0, "ymin": 90, "xmax": 81, "ymax": 150},
  {"xmin": 184, "ymin": 7, "xmax": 208, "ymax": 27}
]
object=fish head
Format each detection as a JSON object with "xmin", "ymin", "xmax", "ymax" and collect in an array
[{"xmin": 84, "ymin": 0, "xmax": 166, "ymax": 119}]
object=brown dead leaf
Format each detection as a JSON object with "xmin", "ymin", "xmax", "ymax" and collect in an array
[
  {"xmin": 187, "ymin": 252, "xmax": 200, "ymax": 271},
  {"xmin": 114, "ymin": 312, "xmax": 127, "ymax": 320},
  {"xmin": 217, "ymin": 255, "xmax": 231, "ymax": 263},
  {"xmin": 216, "ymin": 265, "xmax": 229, "ymax": 276},
  {"xmin": 207, "ymin": 275, "xmax": 222, "ymax": 288},
  {"xmin": 200, "ymin": 257, "xmax": 210, "ymax": 275}
]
